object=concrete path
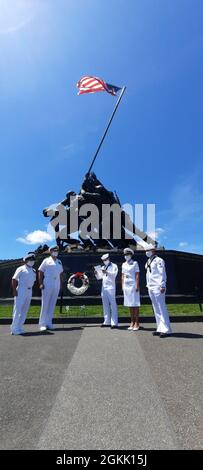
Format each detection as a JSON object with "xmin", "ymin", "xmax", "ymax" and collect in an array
[{"xmin": 0, "ymin": 322, "xmax": 202, "ymax": 449}]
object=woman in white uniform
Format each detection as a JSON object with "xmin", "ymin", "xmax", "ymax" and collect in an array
[{"xmin": 122, "ymin": 248, "xmax": 140, "ymax": 331}]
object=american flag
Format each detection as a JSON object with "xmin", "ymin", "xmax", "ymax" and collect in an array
[{"xmin": 77, "ymin": 76, "xmax": 122, "ymax": 96}]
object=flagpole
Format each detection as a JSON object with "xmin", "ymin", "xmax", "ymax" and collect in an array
[{"xmin": 87, "ymin": 86, "xmax": 126, "ymax": 175}]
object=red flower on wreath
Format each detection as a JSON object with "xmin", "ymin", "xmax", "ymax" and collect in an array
[{"xmin": 74, "ymin": 272, "xmax": 84, "ymax": 278}]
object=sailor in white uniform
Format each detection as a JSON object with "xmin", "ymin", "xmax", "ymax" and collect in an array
[
  {"xmin": 95, "ymin": 254, "xmax": 118, "ymax": 328},
  {"xmin": 38, "ymin": 245, "xmax": 63, "ymax": 331},
  {"xmin": 122, "ymin": 248, "xmax": 140, "ymax": 331},
  {"xmin": 145, "ymin": 244, "xmax": 171, "ymax": 337},
  {"xmin": 11, "ymin": 253, "xmax": 36, "ymax": 335}
]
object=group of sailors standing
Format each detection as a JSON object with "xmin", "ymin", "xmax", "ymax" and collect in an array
[
  {"xmin": 11, "ymin": 246, "xmax": 63, "ymax": 335},
  {"xmin": 10, "ymin": 244, "xmax": 171, "ymax": 338},
  {"xmin": 96, "ymin": 246, "xmax": 171, "ymax": 337}
]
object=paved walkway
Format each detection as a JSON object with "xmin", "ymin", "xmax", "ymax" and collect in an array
[{"xmin": 0, "ymin": 322, "xmax": 202, "ymax": 449}]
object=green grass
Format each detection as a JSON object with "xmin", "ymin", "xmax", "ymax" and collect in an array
[{"xmin": 0, "ymin": 304, "xmax": 202, "ymax": 318}]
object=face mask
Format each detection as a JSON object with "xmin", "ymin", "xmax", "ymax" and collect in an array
[
  {"xmin": 51, "ymin": 251, "xmax": 58, "ymax": 258},
  {"xmin": 146, "ymin": 250, "xmax": 153, "ymax": 258},
  {"xmin": 125, "ymin": 255, "xmax": 131, "ymax": 262},
  {"xmin": 27, "ymin": 260, "xmax": 35, "ymax": 267},
  {"xmin": 103, "ymin": 260, "xmax": 110, "ymax": 266}
]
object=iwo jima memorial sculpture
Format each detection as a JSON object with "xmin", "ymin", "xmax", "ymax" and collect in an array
[{"xmin": 1, "ymin": 77, "xmax": 203, "ymax": 307}]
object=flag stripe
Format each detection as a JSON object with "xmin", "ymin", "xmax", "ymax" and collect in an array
[{"xmin": 77, "ymin": 76, "xmax": 122, "ymax": 96}]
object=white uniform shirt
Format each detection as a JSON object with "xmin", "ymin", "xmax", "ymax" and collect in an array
[
  {"xmin": 12, "ymin": 265, "xmax": 36, "ymax": 289},
  {"xmin": 146, "ymin": 255, "xmax": 166, "ymax": 289},
  {"xmin": 122, "ymin": 260, "xmax": 140, "ymax": 287},
  {"xmin": 39, "ymin": 257, "xmax": 63, "ymax": 284},
  {"xmin": 102, "ymin": 262, "xmax": 118, "ymax": 290}
]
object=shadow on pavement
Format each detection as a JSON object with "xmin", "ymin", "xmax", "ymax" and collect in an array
[
  {"xmin": 54, "ymin": 327, "xmax": 84, "ymax": 332},
  {"xmin": 21, "ymin": 331, "xmax": 55, "ymax": 337},
  {"xmin": 170, "ymin": 332, "xmax": 203, "ymax": 339},
  {"xmin": 22, "ymin": 327, "xmax": 84, "ymax": 336},
  {"xmin": 117, "ymin": 325, "xmax": 145, "ymax": 331},
  {"xmin": 139, "ymin": 327, "xmax": 157, "ymax": 332}
]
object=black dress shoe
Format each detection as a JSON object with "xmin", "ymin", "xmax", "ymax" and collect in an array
[
  {"xmin": 152, "ymin": 331, "xmax": 159, "ymax": 336},
  {"xmin": 111, "ymin": 325, "xmax": 118, "ymax": 329},
  {"xmin": 100, "ymin": 324, "xmax": 111, "ymax": 328},
  {"xmin": 159, "ymin": 333, "xmax": 169, "ymax": 338}
]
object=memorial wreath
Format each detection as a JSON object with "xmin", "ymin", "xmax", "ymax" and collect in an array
[{"xmin": 67, "ymin": 272, "xmax": 89, "ymax": 295}]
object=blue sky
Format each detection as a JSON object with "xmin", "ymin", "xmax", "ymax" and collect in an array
[{"xmin": 0, "ymin": 0, "xmax": 203, "ymax": 258}]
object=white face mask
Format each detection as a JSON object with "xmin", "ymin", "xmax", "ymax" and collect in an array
[
  {"xmin": 51, "ymin": 251, "xmax": 58, "ymax": 258},
  {"xmin": 146, "ymin": 250, "xmax": 153, "ymax": 258},
  {"xmin": 27, "ymin": 260, "xmax": 35, "ymax": 267},
  {"xmin": 103, "ymin": 260, "xmax": 110, "ymax": 266},
  {"xmin": 125, "ymin": 255, "xmax": 131, "ymax": 262}
]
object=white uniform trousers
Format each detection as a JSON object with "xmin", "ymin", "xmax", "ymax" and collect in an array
[
  {"xmin": 101, "ymin": 288, "xmax": 118, "ymax": 326},
  {"xmin": 39, "ymin": 283, "xmax": 60, "ymax": 327},
  {"xmin": 11, "ymin": 288, "xmax": 32, "ymax": 333},
  {"xmin": 148, "ymin": 288, "xmax": 171, "ymax": 334}
]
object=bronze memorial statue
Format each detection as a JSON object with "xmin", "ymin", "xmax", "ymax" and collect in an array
[{"xmin": 42, "ymin": 171, "xmax": 157, "ymax": 252}]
